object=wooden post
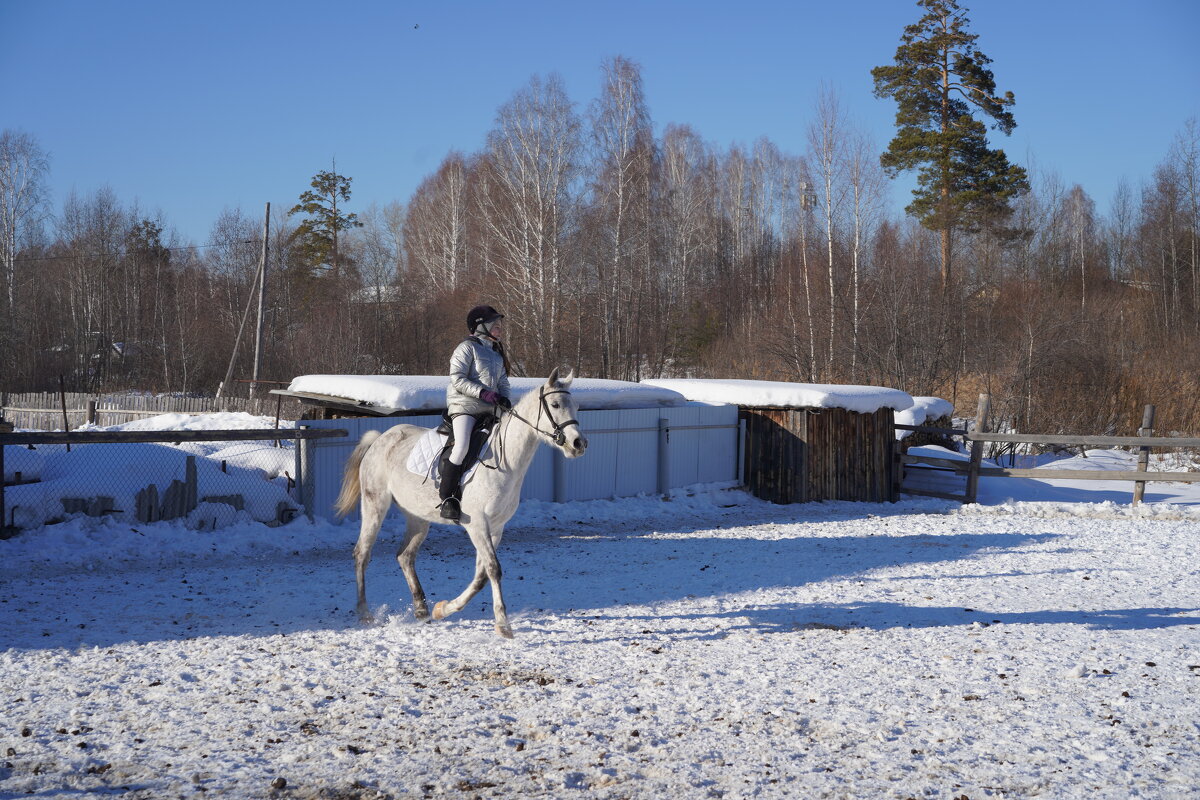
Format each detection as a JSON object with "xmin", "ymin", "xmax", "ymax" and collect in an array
[
  {"xmin": 86, "ymin": 399, "xmax": 97, "ymax": 425},
  {"xmin": 965, "ymin": 393, "xmax": 991, "ymax": 503},
  {"xmin": 274, "ymin": 392, "xmax": 283, "ymax": 447},
  {"xmin": 1132, "ymin": 404, "xmax": 1155, "ymax": 506},
  {"xmin": 58, "ymin": 376, "xmax": 71, "ymax": 452},
  {"xmin": 251, "ymin": 202, "xmax": 270, "ymax": 399}
]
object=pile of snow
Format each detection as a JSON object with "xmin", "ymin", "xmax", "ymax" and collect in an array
[
  {"xmin": 895, "ymin": 395, "xmax": 955, "ymax": 428},
  {"xmin": 642, "ymin": 378, "xmax": 913, "ymax": 413},
  {"xmin": 286, "ymin": 374, "xmax": 688, "ymax": 411}
]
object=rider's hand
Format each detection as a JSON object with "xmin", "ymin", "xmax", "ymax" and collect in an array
[
  {"xmin": 496, "ymin": 395, "xmax": 512, "ymax": 410},
  {"xmin": 481, "ymin": 389, "xmax": 501, "ymax": 405}
]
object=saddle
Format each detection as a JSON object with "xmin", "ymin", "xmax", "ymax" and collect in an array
[{"xmin": 436, "ymin": 412, "xmax": 497, "ymax": 491}]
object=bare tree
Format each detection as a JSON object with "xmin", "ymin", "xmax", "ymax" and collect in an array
[
  {"xmin": 586, "ymin": 56, "xmax": 654, "ymax": 378},
  {"xmin": 845, "ymin": 129, "xmax": 886, "ymax": 380},
  {"xmin": 808, "ymin": 87, "xmax": 847, "ymax": 376},
  {"xmin": 405, "ymin": 154, "xmax": 467, "ymax": 293},
  {"xmin": 476, "ymin": 73, "xmax": 581, "ymax": 370},
  {"xmin": 0, "ymin": 129, "xmax": 50, "ymax": 310}
]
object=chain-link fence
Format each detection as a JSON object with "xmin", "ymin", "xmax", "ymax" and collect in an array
[{"xmin": 1, "ymin": 428, "xmax": 345, "ymax": 537}]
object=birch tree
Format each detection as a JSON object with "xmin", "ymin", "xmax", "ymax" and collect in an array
[
  {"xmin": 476, "ymin": 73, "xmax": 581, "ymax": 369},
  {"xmin": 0, "ymin": 130, "xmax": 50, "ymax": 310},
  {"xmin": 586, "ymin": 55, "xmax": 654, "ymax": 378},
  {"xmin": 404, "ymin": 153, "xmax": 467, "ymax": 293}
]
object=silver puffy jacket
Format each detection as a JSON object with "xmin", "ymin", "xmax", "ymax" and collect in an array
[{"xmin": 446, "ymin": 335, "xmax": 511, "ymax": 416}]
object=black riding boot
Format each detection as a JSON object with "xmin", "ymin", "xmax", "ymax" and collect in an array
[{"xmin": 438, "ymin": 459, "xmax": 465, "ymax": 522}]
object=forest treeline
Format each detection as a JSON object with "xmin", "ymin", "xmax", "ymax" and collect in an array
[{"xmin": 2, "ymin": 57, "xmax": 1198, "ymax": 437}]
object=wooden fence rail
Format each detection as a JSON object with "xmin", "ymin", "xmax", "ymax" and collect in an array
[
  {"xmin": 899, "ymin": 394, "xmax": 1199, "ymax": 506},
  {"xmin": 0, "ymin": 391, "xmax": 306, "ymax": 430}
]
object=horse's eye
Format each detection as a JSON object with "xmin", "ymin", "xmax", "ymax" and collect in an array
[{"xmin": 551, "ymin": 402, "xmax": 561, "ymax": 409}]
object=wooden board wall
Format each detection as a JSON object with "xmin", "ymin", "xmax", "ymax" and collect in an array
[{"xmin": 741, "ymin": 406, "xmax": 896, "ymax": 504}]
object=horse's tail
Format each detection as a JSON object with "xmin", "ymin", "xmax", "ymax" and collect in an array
[{"xmin": 334, "ymin": 430, "xmax": 382, "ymax": 518}]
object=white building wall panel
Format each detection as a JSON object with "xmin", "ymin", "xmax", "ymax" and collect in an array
[{"xmin": 297, "ymin": 404, "xmax": 739, "ymax": 521}]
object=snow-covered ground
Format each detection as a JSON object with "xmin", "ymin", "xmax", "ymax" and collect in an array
[{"xmin": 2, "ymin": 412, "xmax": 1199, "ymax": 798}]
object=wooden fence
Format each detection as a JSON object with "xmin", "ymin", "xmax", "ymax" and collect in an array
[
  {"xmin": 0, "ymin": 391, "xmax": 306, "ymax": 430},
  {"xmin": 899, "ymin": 394, "xmax": 1200, "ymax": 505}
]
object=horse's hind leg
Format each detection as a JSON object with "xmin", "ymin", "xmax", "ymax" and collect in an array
[
  {"xmin": 353, "ymin": 488, "xmax": 390, "ymax": 623},
  {"xmin": 397, "ymin": 512, "xmax": 431, "ymax": 620}
]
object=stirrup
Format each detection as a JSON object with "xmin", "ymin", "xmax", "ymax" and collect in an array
[{"xmin": 439, "ymin": 497, "xmax": 461, "ymax": 522}]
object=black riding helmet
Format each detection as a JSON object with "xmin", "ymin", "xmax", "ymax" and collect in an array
[{"xmin": 466, "ymin": 305, "xmax": 504, "ymax": 334}]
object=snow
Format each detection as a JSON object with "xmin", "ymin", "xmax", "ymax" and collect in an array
[
  {"xmin": 2, "ymin": 413, "xmax": 1199, "ymax": 798},
  {"xmin": 642, "ymin": 378, "xmax": 914, "ymax": 413},
  {"xmin": 906, "ymin": 444, "xmax": 1200, "ymax": 513},
  {"xmin": 3, "ymin": 494, "xmax": 1198, "ymax": 798},
  {"xmin": 286, "ymin": 375, "xmax": 688, "ymax": 411},
  {"xmin": 895, "ymin": 396, "xmax": 956, "ymax": 429}
]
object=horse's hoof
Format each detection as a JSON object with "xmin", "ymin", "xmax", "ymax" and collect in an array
[
  {"xmin": 358, "ymin": 612, "xmax": 374, "ymax": 626},
  {"xmin": 495, "ymin": 623, "xmax": 514, "ymax": 639},
  {"xmin": 432, "ymin": 600, "xmax": 449, "ymax": 620}
]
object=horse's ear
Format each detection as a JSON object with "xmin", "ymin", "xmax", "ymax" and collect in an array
[{"xmin": 551, "ymin": 365, "xmax": 574, "ymax": 388}]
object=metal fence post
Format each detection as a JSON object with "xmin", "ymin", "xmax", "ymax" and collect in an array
[
  {"xmin": 737, "ymin": 417, "xmax": 747, "ymax": 487},
  {"xmin": 0, "ymin": 436, "xmax": 7, "ymax": 536},
  {"xmin": 965, "ymin": 393, "xmax": 991, "ymax": 504},
  {"xmin": 657, "ymin": 417, "xmax": 671, "ymax": 497},
  {"xmin": 1133, "ymin": 404, "xmax": 1155, "ymax": 506}
]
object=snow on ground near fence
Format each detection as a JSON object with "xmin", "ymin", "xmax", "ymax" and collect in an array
[
  {"xmin": 907, "ymin": 444, "xmax": 1200, "ymax": 512},
  {"xmin": 3, "ymin": 412, "xmax": 299, "ymax": 529},
  {"xmin": 642, "ymin": 378, "xmax": 914, "ymax": 413},
  {"xmin": 1, "ymin": 487, "xmax": 1198, "ymax": 799},
  {"xmin": 286, "ymin": 375, "xmax": 689, "ymax": 411}
]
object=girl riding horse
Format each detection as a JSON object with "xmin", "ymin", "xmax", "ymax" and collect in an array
[{"xmin": 439, "ymin": 304, "xmax": 513, "ymax": 521}]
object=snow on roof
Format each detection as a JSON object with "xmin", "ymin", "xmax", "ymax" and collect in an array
[
  {"xmin": 895, "ymin": 396, "xmax": 955, "ymax": 428},
  {"xmin": 641, "ymin": 378, "xmax": 913, "ymax": 413},
  {"xmin": 285, "ymin": 375, "xmax": 689, "ymax": 411}
]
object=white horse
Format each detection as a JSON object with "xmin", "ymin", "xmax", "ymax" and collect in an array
[{"xmin": 334, "ymin": 367, "xmax": 587, "ymax": 637}]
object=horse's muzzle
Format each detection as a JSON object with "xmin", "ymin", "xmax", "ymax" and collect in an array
[{"xmin": 565, "ymin": 434, "xmax": 588, "ymax": 458}]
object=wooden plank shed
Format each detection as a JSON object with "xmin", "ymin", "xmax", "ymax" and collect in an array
[{"xmin": 643, "ymin": 379, "xmax": 913, "ymax": 505}]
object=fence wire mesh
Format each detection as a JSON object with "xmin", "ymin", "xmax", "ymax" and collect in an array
[{"xmin": 1, "ymin": 428, "xmax": 344, "ymax": 535}]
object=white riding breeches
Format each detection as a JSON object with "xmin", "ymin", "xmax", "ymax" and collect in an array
[{"xmin": 449, "ymin": 414, "xmax": 476, "ymax": 465}]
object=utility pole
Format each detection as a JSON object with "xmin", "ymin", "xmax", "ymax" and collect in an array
[
  {"xmin": 216, "ymin": 230, "xmax": 265, "ymax": 401},
  {"xmin": 251, "ymin": 202, "xmax": 270, "ymax": 398}
]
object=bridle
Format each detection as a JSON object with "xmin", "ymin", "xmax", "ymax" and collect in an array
[{"xmin": 504, "ymin": 386, "xmax": 580, "ymax": 448}]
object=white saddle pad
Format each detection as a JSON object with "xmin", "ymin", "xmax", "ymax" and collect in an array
[{"xmin": 405, "ymin": 427, "xmax": 490, "ymax": 483}]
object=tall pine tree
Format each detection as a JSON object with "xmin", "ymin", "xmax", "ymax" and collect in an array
[
  {"xmin": 289, "ymin": 168, "xmax": 363, "ymax": 279},
  {"xmin": 872, "ymin": 0, "xmax": 1029, "ymax": 289}
]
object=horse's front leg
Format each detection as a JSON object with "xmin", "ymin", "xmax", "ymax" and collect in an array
[
  {"xmin": 433, "ymin": 522, "xmax": 512, "ymax": 638},
  {"xmin": 397, "ymin": 512, "xmax": 431, "ymax": 620}
]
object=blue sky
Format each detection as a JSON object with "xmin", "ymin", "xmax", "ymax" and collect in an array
[{"xmin": 2, "ymin": 0, "xmax": 1197, "ymax": 244}]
